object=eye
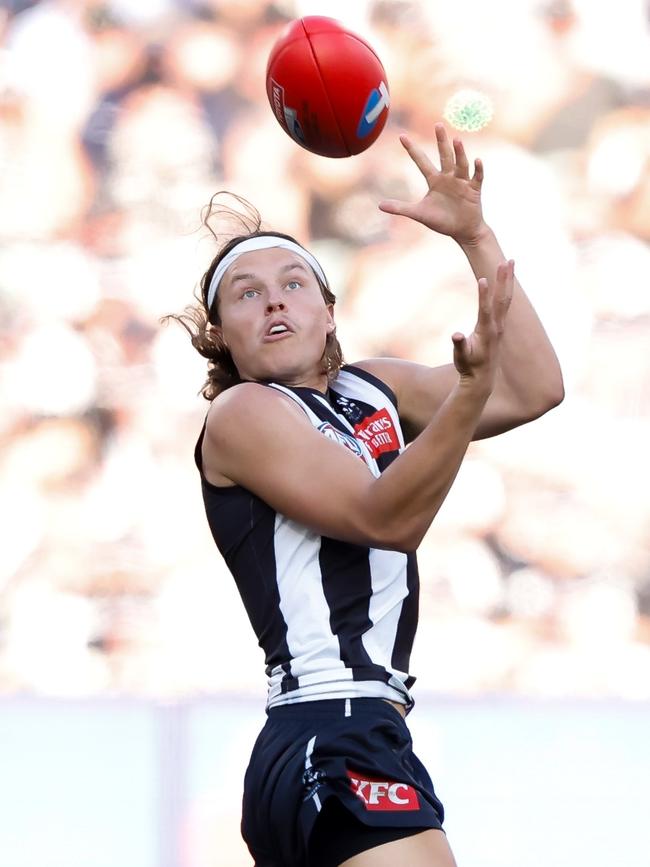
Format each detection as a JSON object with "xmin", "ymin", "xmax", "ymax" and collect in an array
[
  {"xmin": 286, "ymin": 279, "xmax": 302, "ymax": 290},
  {"xmin": 241, "ymin": 288, "xmax": 259, "ymax": 300}
]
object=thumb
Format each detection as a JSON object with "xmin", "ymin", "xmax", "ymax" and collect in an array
[
  {"xmin": 451, "ymin": 331, "xmax": 470, "ymax": 374},
  {"xmin": 378, "ymin": 199, "xmax": 417, "ymax": 219},
  {"xmin": 451, "ymin": 331, "xmax": 466, "ymax": 349}
]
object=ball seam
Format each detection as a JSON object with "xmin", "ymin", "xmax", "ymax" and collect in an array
[{"xmin": 303, "ymin": 22, "xmax": 351, "ymax": 157}]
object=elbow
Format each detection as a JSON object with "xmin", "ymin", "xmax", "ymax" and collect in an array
[
  {"xmin": 370, "ymin": 537, "xmax": 420, "ymax": 555},
  {"xmin": 526, "ymin": 371, "xmax": 565, "ymax": 421},
  {"xmin": 549, "ymin": 374, "xmax": 565, "ymax": 409},
  {"xmin": 371, "ymin": 535, "xmax": 419, "ymax": 555},
  {"xmin": 363, "ymin": 516, "xmax": 427, "ymax": 554},
  {"xmin": 547, "ymin": 363, "xmax": 566, "ymax": 409},
  {"xmin": 355, "ymin": 489, "xmax": 438, "ymax": 554},
  {"xmin": 393, "ymin": 536, "xmax": 422, "ymax": 555},
  {"xmin": 539, "ymin": 375, "xmax": 565, "ymax": 415}
]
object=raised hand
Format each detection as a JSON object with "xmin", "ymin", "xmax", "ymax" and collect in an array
[
  {"xmin": 379, "ymin": 123, "xmax": 487, "ymax": 246},
  {"xmin": 452, "ymin": 260, "xmax": 514, "ymax": 389}
]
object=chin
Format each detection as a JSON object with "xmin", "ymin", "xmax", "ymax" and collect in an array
[
  {"xmin": 257, "ymin": 359, "xmax": 319, "ymax": 385},
  {"xmin": 263, "ymin": 366, "xmax": 303, "ymax": 383},
  {"xmin": 242, "ymin": 344, "xmax": 325, "ymax": 385}
]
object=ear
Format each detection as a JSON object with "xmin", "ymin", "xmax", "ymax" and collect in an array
[
  {"xmin": 208, "ymin": 322, "xmax": 227, "ymax": 348},
  {"xmin": 325, "ymin": 304, "xmax": 336, "ymax": 334}
]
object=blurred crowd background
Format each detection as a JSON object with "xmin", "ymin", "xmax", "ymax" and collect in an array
[{"xmin": 1, "ymin": 0, "xmax": 650, "ymax": 703}]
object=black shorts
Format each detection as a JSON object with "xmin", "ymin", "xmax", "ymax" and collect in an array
[{"xmin": 241, "ymin": 698, "xmax": 445, "ymax": 867}]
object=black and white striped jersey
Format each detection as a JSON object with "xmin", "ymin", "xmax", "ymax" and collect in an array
[{"xmin": 195, "ymin": 364, "xmax": 419, "ymax": 709}]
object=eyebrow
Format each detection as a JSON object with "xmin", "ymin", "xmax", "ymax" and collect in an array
[{"xmin": 229, "ymin": 261, "xmax": 308, "ymax": 285}]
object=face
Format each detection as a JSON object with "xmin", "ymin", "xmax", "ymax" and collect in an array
[{"xmin": 214, "ymin": 246, "xmax": 335, "ymax": 387}]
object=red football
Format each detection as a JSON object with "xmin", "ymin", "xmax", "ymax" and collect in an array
[{"xmin": 266, "ymin": 16, "xmax": 390, "ymax": 158}]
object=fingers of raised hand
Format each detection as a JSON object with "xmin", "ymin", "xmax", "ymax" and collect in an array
[
  {"xmin": 475, "ymin": 276, "xmax": 492, "ymax": 327},
  {"xmin": 475, "ymin": 264, "xmax": 512, "ymax": 335},
  {"xmin": 451, "ymin": 331, "xmax": 471, "ymax": 375},
  {"xmin": 435, "ymin": 123, "xmax": 456, "ymax": 173},
  {"xmin": 471, "ymin": 158, "xmax": 484, "ymax": 191},
  {"xmin": 452, "ymin": 138, "xmax": 469, "ymax": 179},
  {"xmin": 437, "ymin": 125, "xmax": 484, "ymax": 189},
  {"xmin": 402, "ymin": 126, "xmax": 484, "ymax": 191},
  {"xmin": 400, "ymin": 133, "xmax": 438, "ymax": 184}
]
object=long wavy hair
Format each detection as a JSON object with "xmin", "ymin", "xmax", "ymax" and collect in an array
[{"xmin": 163, "ymin": 193, "xmax": 344, "ymax": 401}]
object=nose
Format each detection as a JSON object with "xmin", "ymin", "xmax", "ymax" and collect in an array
[{"xmin": 265, "ymin": 297, "xmax": 286, "ymax": 314}]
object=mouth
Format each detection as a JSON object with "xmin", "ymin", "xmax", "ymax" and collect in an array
[{"xmin": 263, "ymin": 320, "xmax": 294, "ymax": 342}]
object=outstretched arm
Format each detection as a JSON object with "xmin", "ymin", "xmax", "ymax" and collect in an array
[
  {"xmin": 458, "ymin": 224, "xmax": 564, "ymax": 436},
  {"xmin": 204, "ymin": 270, "xmax": 512, "ymax": 552},
  {"xmin": 373, "ymin": 125, "xmax": 563, "ymax": 440}
]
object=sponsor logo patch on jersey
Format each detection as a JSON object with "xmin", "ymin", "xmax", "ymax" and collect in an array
[
  {"xmin": 353, "ymin": 408, "xmax": 399, "ymax": 458},
  {"xmin": 348, "ymin": 769, "xmax": 420, "ymax": 811},
  {"xmin": 357, "ymin": 81, "xmax": 390, "ymax": 138},
  {"xmin": 318, "ymin": 422, "xmax": 365, "ymax": 460}
]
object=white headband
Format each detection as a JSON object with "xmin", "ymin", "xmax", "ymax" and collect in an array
[{"xmin": 206, "ymin": 236, "xmax": 327, "ymax": 311}]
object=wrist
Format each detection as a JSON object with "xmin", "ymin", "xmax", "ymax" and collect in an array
[
  {"xmin": 456, "ymin": 222, "xmax": 494, "ymax": 250},
  {"xmin": 455, "ymin": 374, "xmax": 493, "ymax": 405}
]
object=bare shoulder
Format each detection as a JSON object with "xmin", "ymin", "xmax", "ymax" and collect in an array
[
  {"xmin": 202, "ymin": 382, "xmax": 309, "ymax": 486},
  {"xmin": 206, "ymin": 381, "xmax": 306, "ymax": 438},
  {"xmin": 199, "ymin": 381, "xmax": 385, "ymax": 546}
]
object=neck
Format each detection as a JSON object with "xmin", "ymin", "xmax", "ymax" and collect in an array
[{"xmin": 247, "ymin": 371, "xmax": 330, "ymax": 394}]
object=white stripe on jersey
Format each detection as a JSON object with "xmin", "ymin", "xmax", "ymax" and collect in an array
[
  {"xmin": 363, "ymin": 547, "xmax": 410, "ymax": 678},
  {"xmin": 273, "ymin": 513, "xmax": 347, "ymax": 679},
  {"xmin": 263, "ymin": 369, "xmax": 415, "ymax": 710}
]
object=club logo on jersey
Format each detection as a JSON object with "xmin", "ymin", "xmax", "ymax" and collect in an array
[
  {"xmin": 318, "ymin": 422, "xmax": 365, "ymax": 460},
  {"xmin": 271, "ymin": 80, "xmax": 305, "ymax": 144},
  {"xmin": 353, "ymin": 408, "xmax": 399, "ymax": 458},
  {"xmin": 357, "ymin": 81, "xmax": 390, "ymax": 138},
  {"xmin": 333, "ymin": 395, "xmax": 365, "ymax": 425},
  {"xmin": 348, "ymin": 770, "xmax": 420, "ymax": 811}
]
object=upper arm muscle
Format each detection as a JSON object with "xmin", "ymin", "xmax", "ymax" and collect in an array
[
  {"xmin": 203, "ymin": 383, "xmax": 382, "ymax": 546},
  {"xmin": 354, "ymin": 357, "xmax": 531, "ymax": 441}
]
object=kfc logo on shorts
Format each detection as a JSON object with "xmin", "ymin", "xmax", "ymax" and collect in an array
[
  {"xmin": 353, "ymin": 409, "xmax": 399, "ymax": 459},
  {"xmin": 347, "ymin": 770, "xmax": 420, "ymax": 811}
]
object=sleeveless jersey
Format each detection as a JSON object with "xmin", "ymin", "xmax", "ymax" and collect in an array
[{"xmin": 195, "ymin": 364, "xmax": 419, "ymax": 709}]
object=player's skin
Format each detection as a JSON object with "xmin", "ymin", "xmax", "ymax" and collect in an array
[
  {"xmin": 202, "ymin": 123, "xmax": 563, "ymax": 866},
  {"xmin": 203, "ymin": 125, "xmax": 562, "ymax": 554},
  {"xmin": 203, "ymin": 243, "xmax": 510, "ymax": 552},
  {"xmin": 365, "ymin": 122, "xmax": 564, "ymax": 443},
  {"xmin": 340, "ymin": 828, "xmax": 458, "ymax": 867}
]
